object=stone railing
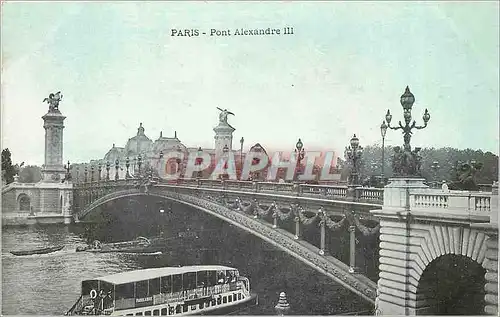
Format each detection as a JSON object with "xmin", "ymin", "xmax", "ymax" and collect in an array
[
  {"xmin": 411, "ymin": 189, "xmax": 493, "ymax": 212},
  {"xmin": 150, "ymin": 178, "xmax": 384, "ymax": 204}
]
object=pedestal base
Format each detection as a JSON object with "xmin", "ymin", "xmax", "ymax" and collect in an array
[
  {"xmin": 41, "ymin": 165, "xmax": 66, "ymax": 183},
  {"xmin": 383, "ymin": 177, "xmax": 428, "ymax": 208}
]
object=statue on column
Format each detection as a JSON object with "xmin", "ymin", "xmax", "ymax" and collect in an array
[
  {"xmin": 43, "ymin": 91, "xmax": 63, "ymax": 112},
  {"xmin": 216, "ymin": 107, "xmax": 235, "ymax": 124}
]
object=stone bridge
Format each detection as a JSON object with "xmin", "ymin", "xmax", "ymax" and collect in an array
[
  {"xmin": 72, "ymin": 177, "xmax": 499, "ymax": 315},
  {"xmin": 74, "ymin": 178, "xmax": 385, "ymax": 305}
]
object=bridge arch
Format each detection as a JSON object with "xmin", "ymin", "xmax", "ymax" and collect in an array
[
  {"xmin": 410, "ymin": 224, "xmax": 489, "ymax": 315},
  {"xmin": 77, "ymin": 188, "xmax": 377, "ymax": 304},
  {"xmin": 378, "ymin": 221, "xmax": 490, "ymax": 314},
  {"xmin": 416, "ymin": 254, "xmax": 485, "ymax": 315}
]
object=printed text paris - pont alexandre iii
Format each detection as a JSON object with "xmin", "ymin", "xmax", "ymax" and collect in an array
[{"xmin": 171, "ymin": 27, "xmax": 295, "ymax": 37}]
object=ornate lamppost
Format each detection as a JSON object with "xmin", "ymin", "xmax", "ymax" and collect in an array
[
  {"xmin": 430, "ymin": 161, "xmax": 440, "ymax": 188},
  {"xmin": 63, "ymin": 161, "xmax": 71, "ymax": 182},
  {"xmin": 197, "ymin": 147, "xmax": 203, "ymax": 179},
  {"xmin": 240, "ymin": 137, "xmax": 244, "ymax": 179},
  {"xmin": 384, "ymin": 86, "xmax": 430, "ymax": 177},
  {"xmin": 137, "ymin": 154, "xmax": 142, "ymax": 176},
  {"xmin": 345, "ymin": 134, "xmax": 363, "ymax": 274},
  {"xmin": 106, "ymin": 160, "xmax": 110, "ymax": 181},
  {"xmin": 125, "ymin": 157, "xmax": 130, "ymax": 179},
  {"xmin": 114, "ymin": 159, "xmax": 119, "ymax": 181},
  {"xmin": 345, "ymin": 134, "xmax": 363, "ymax": 188},
  {"xmin": 97, "ymin": 162, "xmax": 102, "ymax": 182},
  {"xmin": 380, "ymin": 121, "xmax": 388, "ymax": 183},
  {"xmin": 175, "ymin": 147, "xmax": 182, "ymax": 176},
  {"xmin": 222, "ymin": 144, "xmax": 230, "ymax": 180},
  {"xmin": 294, "ymin": 138, "xmax": 305, "ymax": 181}
]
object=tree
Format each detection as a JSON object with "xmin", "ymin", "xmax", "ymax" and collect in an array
[
  {"xmin": 2, "ymin": 148, "xmax": 16, "ymax": 184},
  {"xmin": 18, "ymin": 165, "xmax": 42, "ymax": 183}
]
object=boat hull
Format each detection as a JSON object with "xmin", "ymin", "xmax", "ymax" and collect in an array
[
  {"xmin": 10, "ymin": 245, "xmax": 64, "ymax": 256},
  {"xmin": 197, "ymin": 293, "xmax": 258, "ymax": 315},
  {"xmin": 109, "ymin": 293, "xmax": 258, "ymax": 316},
  {"xmin": 78, "ymin": 247, "xmax": 162, "ymax": 254}
]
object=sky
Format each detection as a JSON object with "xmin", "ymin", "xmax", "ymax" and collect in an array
[{"xmin": 2, "ymin": 1, "xmax": 499, "ymax": 166}]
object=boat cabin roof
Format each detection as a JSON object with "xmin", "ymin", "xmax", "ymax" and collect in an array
[{"xmin": 94, "ymin": 265, "xmax": 237, "ymax": 285}]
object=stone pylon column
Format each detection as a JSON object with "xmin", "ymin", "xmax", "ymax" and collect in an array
[
  {"xmin": 213, "ymin": 110, "xmax": 236, "ymax": 160},
  {"xmin": 41, "ymin": 94, "xmax": 67, "ymax": 182}
]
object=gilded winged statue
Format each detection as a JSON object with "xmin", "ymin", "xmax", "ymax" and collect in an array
[
  {"xmin": 217, "ymin": 107, "xmax": 235, "ymax": 124},
  {"xmin": 43, "ymin": 91, "xmax": 63, "ymax": 112}
]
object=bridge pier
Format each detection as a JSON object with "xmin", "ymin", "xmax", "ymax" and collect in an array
[{"xmin": 372, "ymin": 177, "xmax": 497, "ymax": 315}]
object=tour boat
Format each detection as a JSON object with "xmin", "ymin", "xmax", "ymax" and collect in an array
[
  {"xmin": 65, "ymin": 265, "xmax": 258, "ymax": 316},
  {"xmin": 10, "ymin": 245, "xmax": 64, "ymax": 256}
]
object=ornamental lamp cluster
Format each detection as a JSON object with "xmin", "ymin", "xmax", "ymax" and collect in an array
[
  {"xmin": 294, "ymin": 138, "xmax": 305, "ymax": 181},
  {"xmin": 345, "ymin": 134, "xmax": 363, "ymax": 186},
  {"xmin": 383, "ymin": 86, "xmax": 431, "ymax": 177}
]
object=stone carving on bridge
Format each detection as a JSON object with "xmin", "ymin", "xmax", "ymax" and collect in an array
[
  {"xmin": 391, "ymin": 146, "xmax": 422, "ymax": 177},
  {"xmin": 43, "ymin": 91, "xmax": 63, "ymax": 112},
  {"xmin": 324, "ymin": 215, "xmax": 347, "ymax": 230},
  {"xmin": 343, "ymin": 208, "xmax": 380, "ymax": 237},
  {"xmin": 351, "ymin": 215, "xmax": 380, "ymax": 236},
  {"xmin": 273, "ymin": 205, "xmax": 294, "ymax": 221},
  {"xmin": 216, "ymin": 107, "xmax": 235, "ymax": 125}
]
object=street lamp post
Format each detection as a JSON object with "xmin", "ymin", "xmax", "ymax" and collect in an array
[
  {"xmin": 345, "ymin": 134, "xmax": 363, "ymax": 188},
  {"xmin": 222, "ymin": 145, "xmax": 229, "ymax": 180},
  {"xmin": 380, "ymin": 121, "xmax": 388, "ymax": 183},
  {"xmin": 384, "ymin": 86, "xmax": 430, "ymax": 177},
  {"xmin": 344, "ymin": 134, "xmax": 363, "ymax": 274},
  {"xmin": 175, "ymin": 147, "xmax": 182, "ymax": 176},
  {"xmin": 430, "ymin": 161, "xmax": 440, "ymax": 188},
  {"xmin": 294, "ymin": 138, "xmax": 305, "ymax": 181},
  {"xmin": 197, "ymin": 147, "xmax": 203, "ymax": 179},
  {"xmin": 65, "ymin": 160, "xmax": 71, "ymax": 178},
  {"xmin": 240, "ymin": 137, "xmax": 244, "ymax": 179}
]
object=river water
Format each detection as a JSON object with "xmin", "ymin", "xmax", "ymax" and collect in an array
[{"xmin": 2, "ymin": 202, "xmax": 373, "ymax": 315}]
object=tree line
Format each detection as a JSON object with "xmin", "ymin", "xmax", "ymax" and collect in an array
[{"xmin": 341, "ymin": 145, "xmax": 498, "ymax": 189}]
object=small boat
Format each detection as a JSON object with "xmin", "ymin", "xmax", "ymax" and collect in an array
[
  {"xmin": 10, "ymin": 245, "xmax": 64, "ymax": 256},
  {"xmin": 77, "ymin": 237, "xmax": 155, "ymax": 253},
  {"xmin": 66, "ymin": 265, "xmax": 258, "ymax": 316}
]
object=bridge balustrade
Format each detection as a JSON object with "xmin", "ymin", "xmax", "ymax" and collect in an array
[
  {"xmin": 74, "ymin": 177, "xmax": 384, "ymax": 204},
  {"xmin": 411, "ymin": 189, "xmax": 492, "ymax": 212},
  {"xmin": 73, "ymin": 178, "xmax": 496, "ymax": 214}
]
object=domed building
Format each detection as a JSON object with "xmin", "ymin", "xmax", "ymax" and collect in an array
[
  {"xmin": 150, "ymin": 131, "xmax": 187, "ymax": 156},
  {"xmin": 103, "ymin": 144, "xmax": 125, "ymax": 164},
  {"xmin": 73, "ymin": 111, "xmax": 264, "ymax": 182},
  {"xmin": 124, "ymin": 123, "xmax": 153, "ymax": 159},
  {"xmin": 149, "ymin": 131, "xmax": 189, "ymax": 176}
]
